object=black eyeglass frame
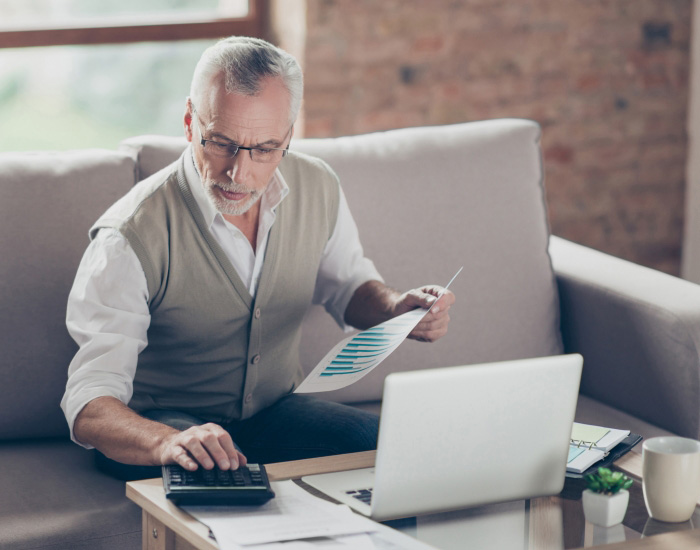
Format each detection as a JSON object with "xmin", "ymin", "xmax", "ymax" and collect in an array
[{"xmin": 190, "ymin": 101, "xmax": 291, "ymax": 162}]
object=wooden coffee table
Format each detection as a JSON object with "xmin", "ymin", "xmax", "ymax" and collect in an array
[{"xmin": 127, "ymin": 451, "xmax": 700, "ymax": 550}]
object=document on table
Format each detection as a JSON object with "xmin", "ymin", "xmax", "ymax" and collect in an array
[
  {"xmin": 295, "ymin": 267, "xmax": 463, "ymax": 393},
  {"xmin": 219, "ymin": 532, "xmax": 377, "ymax": 549},
  {"xmin": 184, "ymin": 480, "xmax": 439, "ymax": 549},
  {"xmin": 183, "ymin": 480, "xmax": 378, "ymax": 547},
  {"xmin": 242, "ymin": 523, "xmax": 441, "ymax": 549}
]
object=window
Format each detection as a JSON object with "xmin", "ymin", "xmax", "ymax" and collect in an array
[
  {"xmin": 0, "ymin": 0, "xmax": 267, "ymax": 151},
  {"xmin": 0, "ymin": 0, "xmax": 262, "ymax": 47}
]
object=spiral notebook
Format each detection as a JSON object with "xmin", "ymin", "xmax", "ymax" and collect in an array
[{"xmin": 566, "ymin": 422, "xmax": 641, "ymax": 476}]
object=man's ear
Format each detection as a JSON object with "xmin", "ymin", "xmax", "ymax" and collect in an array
[{"xmin": 184, "ymin": 99, "xmax": 194, "ymax": 143}]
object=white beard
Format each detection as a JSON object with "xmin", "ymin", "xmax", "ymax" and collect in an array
[{"xmin": 204, "ymin": 180, "xmax": 262, "ymax": 216}]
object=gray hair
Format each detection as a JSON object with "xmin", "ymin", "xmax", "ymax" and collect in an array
[{"xmin": 190, "ymin": 36, "xmax": 303, "ymax": 126}]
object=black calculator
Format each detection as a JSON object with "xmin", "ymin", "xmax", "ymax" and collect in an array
[{"xmin": 162, "ymin": 463, "xmax": 275, "ymax": 505}]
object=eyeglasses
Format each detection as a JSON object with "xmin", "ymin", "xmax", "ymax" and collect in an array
[{"xmin": 190, "ymin": 102, "xmax": 290, "ymax": 164}]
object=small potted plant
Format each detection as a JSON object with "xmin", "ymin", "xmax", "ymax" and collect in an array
[{"xmin": 582, "ymin": 467, "xmax": 634, "ymax": 527}]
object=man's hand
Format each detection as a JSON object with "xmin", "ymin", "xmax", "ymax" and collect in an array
[
  {"xmin": 73, "ymin": 397, "xmax": 248, "ymax": 471},
  {"xmin": 158, "ymin": 423, "xmax": 248, "ymax": 471},
  {"xmin": 345, "ymin": 280, "xmax": 455, "ymax": 342},
  {"xmin": 393, "ymin": 285, "xmax": 455, "ymax": 342}
]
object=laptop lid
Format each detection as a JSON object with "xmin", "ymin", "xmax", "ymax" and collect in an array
[{"xmin": 370, "ymin": 354, "xmax": 583, "ymax": 520}]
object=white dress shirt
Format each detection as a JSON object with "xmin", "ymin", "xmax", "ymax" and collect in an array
[{"xmin": 61, "ymin": 148, "xmax": 382, "ymax": 446}]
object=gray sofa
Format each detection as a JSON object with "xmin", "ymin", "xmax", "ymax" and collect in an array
[{"xmin": 1, "ymin": 119, "xmax": 698, "ymax": 549}]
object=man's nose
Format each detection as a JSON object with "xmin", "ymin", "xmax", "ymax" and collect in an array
[{"xmin": 226, "ymin": 149, "xmax": 252, "ymax": 183}]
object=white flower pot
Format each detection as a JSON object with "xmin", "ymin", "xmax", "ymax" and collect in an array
[{"xmin": 582, "ymin": 489, "xmax": 630, "ymax": 527}]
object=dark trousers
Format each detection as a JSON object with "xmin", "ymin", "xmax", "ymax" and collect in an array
[{"xmin": 95, "ymin": 394, "xmax": 379, "ymax": 480}]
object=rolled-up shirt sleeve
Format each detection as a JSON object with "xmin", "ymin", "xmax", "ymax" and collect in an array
[
  {"xmin": 60, "ymin": 228, "xmax": 150, "ymax": 448},
  {"xmin": 312, "ymin": 186, "xmax": 383, "ymax": 330}
]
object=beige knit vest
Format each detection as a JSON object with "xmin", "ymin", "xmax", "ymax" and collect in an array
[{"xmin": 91, "ymin": 151, "xmax": 340, "ymax": 423}]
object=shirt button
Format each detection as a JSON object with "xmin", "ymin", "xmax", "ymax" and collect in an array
[
  {"xmin": 252, "ymin": 354, "xmax": 261, "ymax": 365},
  {"xmin": 245, "ymin": 393, "xmax": 252, "ymax": 404},
  {"xmin": 255, "ymin": 308, "xmax": 261, "ymax": 319}
]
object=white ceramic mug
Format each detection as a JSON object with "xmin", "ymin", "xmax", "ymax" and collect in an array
[{"xmin": 642, "ymin": 436, "xmax": 700, "ymax": 522}]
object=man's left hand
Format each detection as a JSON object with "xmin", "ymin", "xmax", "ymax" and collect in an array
[{"xmin": 393, "ymin": 285, "xmax": 456, "ymax": 342}]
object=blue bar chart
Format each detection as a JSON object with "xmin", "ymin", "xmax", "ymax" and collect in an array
[
  {"xmin": 294, "ymin": 308, "xmax": 427, "ymax": 393},
  {"xmin": 295, "ymin": 266, "xmax": 463, "ymax": 393}
]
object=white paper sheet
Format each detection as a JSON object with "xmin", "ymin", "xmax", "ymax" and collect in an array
[
  {"xmin": 215, "ymin": 532, "xmax": 378, "ymax": 550},
  {"xmin": 183, "ymin": 480, "xmax": 378, "ymax": 547},
  {"xmin": 367, "ymin": 523, "xmax": 441, "ymax": 550},
  {"xmin": 202, "ymin": 529, "xmax": 435, "ymax": 550},
  {"xmin": 243, "ymin": 527, "xmax": 438, "ymax": 550},
  {"xmin": 295, "ymin": 267, "xmax": 463, "ymax": 393},
  {"xmin": 270, "ymin": 532, "xmax": 377, "ymax": 549},
  {"xmin": 186, "ymin": 498, "xmax": 438, "ymax": 550}
]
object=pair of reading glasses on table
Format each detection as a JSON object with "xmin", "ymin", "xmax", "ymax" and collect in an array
[{"xmin": 191, "ymin": 102, "xmax": 291, "ymax": 164}]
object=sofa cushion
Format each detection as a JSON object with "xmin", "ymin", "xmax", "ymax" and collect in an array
[
  {"xmin": 0, "ymin": 150, "xmax": 136, "ymax": 439},
  {"xmin": 120, "ymin": 135, "xmax": 190, "ymax": 181},
  {"xmin": 0, "ymin": 439, "xmax": 140, "ymax": 550},
  {"xmin": 120, "ymin": 120, "xmax": 563, "ymax": 403}
]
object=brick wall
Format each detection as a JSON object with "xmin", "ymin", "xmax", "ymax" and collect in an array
[{"xmin": 300, "ymin": 0, "xmax": 692, "ymax": 275}]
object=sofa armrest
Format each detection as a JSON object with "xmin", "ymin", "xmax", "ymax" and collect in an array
[{"xmin": 549, "ymin": 236, "xmax": 700, "ymax": 438}]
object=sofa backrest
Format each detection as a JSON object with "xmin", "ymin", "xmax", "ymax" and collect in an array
[
  {"xmin": 1, "ymin": 119, "xmax": 562, "ymax": 441},
  {"xmin": 121, "ymin": 119, "xmax": 563, "ymax": 404},
  {"xmin": 0, "ymin": 150, "xmax": 136, "ymax": 439}
]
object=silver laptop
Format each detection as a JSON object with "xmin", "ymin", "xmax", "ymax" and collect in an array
[{"xmin": 302, "ymin": 354, "xmax": 583, "ymax": 521}]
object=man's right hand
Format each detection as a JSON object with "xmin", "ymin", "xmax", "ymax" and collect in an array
[
  {"xmin": 158, "ymin": 423, "xmax": 248, "ymax": 471},
  {"xmin": 72, "ymin": 397, "xmax": 248, "ymax": 471}
]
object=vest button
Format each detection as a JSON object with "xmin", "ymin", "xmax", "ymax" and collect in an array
[
  {"xmin": 254, "ymin": 308, "xmax": 261, "ymax": 319},
  {"xmin": 245, "ymin": 393, "xmax": 253, "ymax": 404},
  {"xmin": 252, "ymin": 354, "xmax": 261, "ymax": 365}
]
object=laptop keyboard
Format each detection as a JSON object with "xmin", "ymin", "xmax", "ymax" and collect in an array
[{"xmin": 345, "ymin": 487, "xmax": 373, "ymax": 505}]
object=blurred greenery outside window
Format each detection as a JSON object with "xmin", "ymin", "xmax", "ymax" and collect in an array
[{"xmin": 0, "ymin": 0, "xmax": 253, "ymax": 152}]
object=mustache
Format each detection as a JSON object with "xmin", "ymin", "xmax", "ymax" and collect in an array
[{"xmin": 206, "ymin": 180, "xmax": 258, "ymax": 195}]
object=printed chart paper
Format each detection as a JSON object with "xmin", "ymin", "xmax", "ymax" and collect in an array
[{"xmin": 295, "ymin": 267, "xmax": 463, "ymax": 394}]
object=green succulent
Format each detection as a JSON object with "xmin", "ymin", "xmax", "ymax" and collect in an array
[{"xmin": 584, "ymin": 467, "xmax": 634, "ymax": 495}]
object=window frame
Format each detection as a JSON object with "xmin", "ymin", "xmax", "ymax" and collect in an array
[{"xmin": 0, "ymin": 0, "xmax": 268, "ymax": 48}]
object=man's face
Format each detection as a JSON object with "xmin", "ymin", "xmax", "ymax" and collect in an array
[{"xmin": 185, "ymin": 75, "xmax": 293, "ymax": 218}]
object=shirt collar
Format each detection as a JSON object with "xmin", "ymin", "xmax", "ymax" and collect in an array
[{"xmin": 184, "ymin": 144, "xmax": 289, "ymax": 231}]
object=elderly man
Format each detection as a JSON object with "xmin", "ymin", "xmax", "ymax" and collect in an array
[{"xmin": 61, "ymin": 36, "xmax": 455, "ymax": 480}]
